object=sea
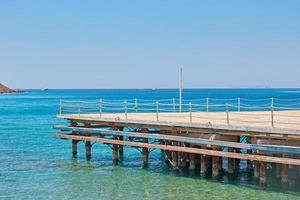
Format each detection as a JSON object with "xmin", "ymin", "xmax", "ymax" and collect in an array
[{"xmin": 1, "ymin": 89, "xmax": 300, "ymax": 200}]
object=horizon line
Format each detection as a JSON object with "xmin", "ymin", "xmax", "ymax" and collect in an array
[{"xmin": 24, "ymin": 87, "xmax": 300, "ymax": 90}]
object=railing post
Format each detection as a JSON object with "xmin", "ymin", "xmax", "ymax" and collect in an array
[
  {"xmin": 78, "ymin": 100, "xmax": 81, "ymax": 116},
  {"xmin": 173, "ymin": 98, "xmax": 176, "ymax": 112},
  {"xmin": 99, "ymin": 98, "xmax": 103, "ymax": 118},
  {"xmin": 125, "ymin": 101, "xmax": 128, "ymax": 120},
  {"xmin": 59, "ymin": 98, "xmax": 62, "ymax": 115},
  {"xmin": 206, "ymin": 97, "xmax": 209, "ymax": 112},
  {"xmin": 156, "ymin": 101, "xmax": 159, "ymax": 121},
  {"xmin": 238, "ymin": 97, "xmax": 241, "ymax": 112},
  {"xmin": 134, "ymin": 98, "xmax": 138, "ymax": 112},
  {"xmin": 189, "ymin": 102, "xmax": 192, "ymax": 123},
  {"xmin": 271, "ymin": 97, "xmax": 274, "ymax": 128},
  {"xmin": 226, "ymin": 103, "xmax": 229, "ymax": 125}
]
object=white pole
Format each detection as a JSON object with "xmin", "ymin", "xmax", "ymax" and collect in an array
[
  {"xmin": 271, "ymin": 97, "xmax": 274, "ymax": 128},
  {"xmin": 179, "ymin": 67, "xmax": 183, "ymax": 113},
  {"xmin": 173, "ymin": 98, "xmax": 176, "ymax": 112},
  {"xmin": 125, "ymin": 101, "xmax": 128, "ymax": 120},
  {"xmin": 99, "ymin": 98, "xmax": 103, "ymax": 118},
  {"xmin": 134, "ymin": 98, "xmax": 138, "ymax": 112},
  {"xmin": 78, "ymin": 100, "xmax": 81, "ymax": 116},
  {"xmin": 206, "ymin": 97, "xmax": 209, "ymax": 112},
  {"xmin": 238, "ymin": 97, "xmax": 241, "ymax": 112},
  {"xmin": 59, "ymin": 98, "xmax": 62, "ymax": 115},
  {"xmin": 189, "ymin": 102, "xmax": 192, "ymax": 123},
  {"xmin": 156, "ymin": 101, "xmax": 159, "ymax": 121},
  {"xmin": 226, "ymin": 103, "xmax": 229, "ymax": 125}
]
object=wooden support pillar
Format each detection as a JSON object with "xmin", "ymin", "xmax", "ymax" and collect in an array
[
  {"xmin": 200, "ymin": 155, "xmax": 207, "ymax": 175},
  {"xmin": 247, "ymin": 149, "xmax": 253, "ymax": 172},
  {"xmin": 253, "ymin": 161, "xmax": 259, "ymax": 179},
  {"xmin": 179, "ymin": 152, "xmax": 187, "ymax": 168},
  {"xmin": 276, "ymin": 163, "xmax": 282, "ymax": 179},
  {"xmin": 281, "ymin": 164, "xmax": 288, "ymax": 184},
  {"xmin": 142, "ymin": 138, "xmax": 149, "ymax": 168},
  {"xmin": 72, "ymin": 140, "xmax": 79, "ymax": 157},
  {"xmin": 207, "ymin": 155, "xmax": 212, "ymax": 174},
  {"xmin": 228, "ymin": 148, "xmax": 235, "ymax": 175},
  {"xmin": 112, "ymin": 136, "xmax": 118, "ymax": 165},
  {"xmin": 118, "ymin": 127, "xmax": 124, "ymax": 156},
  {"xmin": 164, "ymin": 141, "xmax": 171, "ymax": 164},
  {"xmin": 85, "ymin": 141, "xmax": 91, "ymax": 160},
  {"xmin": 235, "ymin": 149, "xmax": 241, "ymax": 167},
  {"xmin": 84, "ymin": 123, "xmax": 91, "ymax": 128},
  {"xmin": 259, "ymin": 162, "xmax": 267, "ymax": 185},
  {"xmin": 171, "ymin": 142, "xmax": 178, "ymax": 169},
  {"xmin": 178, "ymin": 143, "xmax": 186, "ymax": 168},
  {"xmin": 298, "ymin": 166, "xmax": 300, "ymax": 181},
  {"xmin": 189, "ymin": 152, "xmax": 196, "ymax": 171},
  {"xmin": 70, "ymin": 121, "xmax": 78, "ymax": 127},
  {"xmin": 170, "ymin": 129, "xmax": 179, "ymax": 170},
  {"xmin": 212, "ymin": 152, "xmax": 221, "ymax": 178},
  {"xmin": 119, "ymin": 136, "xmax": 124, "ymax": 156},
  {"xmin": 234, "ymin": 136, "xmax": 241, "ymax": 167},
  {"xmin": 219, "ymin": 155, "xmax": 223, "ymax": 172},
  {"xmin": 160, "ymin": 140, "xmax": 165, "ymax": 155},
  {"xmin": 140, "ymin": 128, "xmax": 149, "ymax": 168}
]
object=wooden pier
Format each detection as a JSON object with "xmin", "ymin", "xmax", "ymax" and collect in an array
[{"xmin": 54, "ymin": 98, "xmax": 300, "ymax": 185}]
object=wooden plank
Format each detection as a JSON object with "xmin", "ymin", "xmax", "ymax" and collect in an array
[
  {"xmin": 55, "ymin": 126, "xmax": 300, "ymax": 153},
  {"xmin": 59, "ymin": 119, "xmax": 300, "ymax": 140},
  {"xmin": 53, "ymin": 133, "xmax": 300, "ymax": 166},
  {"xmin": 58, "ymin": 113, "xmax": 300, "ymax": 136}
]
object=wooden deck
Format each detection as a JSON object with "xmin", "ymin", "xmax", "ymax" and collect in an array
[{"xmin": 59, "ymin": 110, "xmax": 300, "ymax": 132}]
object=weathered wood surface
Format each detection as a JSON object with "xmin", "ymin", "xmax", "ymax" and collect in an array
[
  {"xmin": 53, "ymin": 134, "xmax": 300, "ymax": 166},
  {"xmin": 55, "ymin": 126, "xmax": 300, "ymax": 154},
  {"xmin": 57, "ymin": 111, "xmax": 300, "ymax": 136}
]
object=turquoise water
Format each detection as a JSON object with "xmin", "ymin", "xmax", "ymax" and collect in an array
[{"xmin": 1, "ymin": 89, "xmax": 300, "ymax": 199}]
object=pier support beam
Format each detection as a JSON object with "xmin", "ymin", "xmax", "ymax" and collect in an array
[
  {"xmin": 178, "ymin": 143, "xmax": 186, "ymax": 168},
  {"xmin": 70, "ymin": 121, "xmax": 78, "ymax": 127},
  {"xmin": 259, "ymin": 162, "xmax": 267, "ymax": 185},
  {"xmin": 228, "ymin": 148, "xmax": 235, "ymax": 175},
  {"xmin": 179, "ymin": 151, "xmax": 187, "ymax": 168},
  {"xmin": 171, "ymin": 142, "xmax": 178, "ymax": 169},
  {"xmin": 276, "ymin": 163, "xmax": 282, "ymax": 180},
  {"xmin": 200, "ymin": 155, "xmax": 207, "ymax": 175},
  {"xmin": 281, "ymin": 164, "xmax": 288, "ymax": 184},
  {"xmin": 164, "ymin": 141, "xmax": 171, "ymax": 165},
  {"xmin": 119, "ymin": 135, "xmax": 124, "ymax": 156},
  {"xmin": 212, "ymin": 152, "xmax": 221, "ymax": 178},
  {"xmin": 141, "ymin": 128, "xmax": 149, "ymax": 168},
  {"xmin": 247, "ymin": 149, "xmax": 253, "ymax": 172},
  {"xmin": 298, "ymin": 166, "xmax": 300, "ymax": 181},
  {"xmin": 253, "ymin": 161, "xmax": 259, "ymax": 179},
  {"xmin": 189, "ymin": 152, "xmax": 196, "ymax": 171},
  {"xmin": 72, "ymin": 140, "xmax": 79, "ymax": 157},
  {"xmin": 142, "ymin": 138, "xmax": 149, "ymax": 168},
  {"xmin": 118, "ymin": 127, "xmax": 124, "ymax": 156},
  {"xmin": 112, "ymin": 136, "xmax": 119, "ymax": 165},
  {"xmin": 85, "ymin": 141, "xmax": 91, "ymax": 160}
]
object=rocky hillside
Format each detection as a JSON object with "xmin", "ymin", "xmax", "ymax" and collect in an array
[{"xmin": 0, "ymin": 83, "xmax": 16, "ymax": 93}]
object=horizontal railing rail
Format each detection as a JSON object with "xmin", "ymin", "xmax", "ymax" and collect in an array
[{"xmin": 58, "ymin": 97, "xmax": 300, "ymax": 129}]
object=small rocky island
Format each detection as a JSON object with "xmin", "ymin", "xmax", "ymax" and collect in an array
[{"xmin": 0, "ymin": 83, "xmax": 24, "ymax": 93}]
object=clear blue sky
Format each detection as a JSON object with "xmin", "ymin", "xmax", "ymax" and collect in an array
[{"xmin": 1, "ymin": 0, "xmax": 300, "ymax": 89}]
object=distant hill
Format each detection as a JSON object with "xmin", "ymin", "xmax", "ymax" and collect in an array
[{"xmin": 0, "ymin": 83, "xmax": 23, "ymax": 93}]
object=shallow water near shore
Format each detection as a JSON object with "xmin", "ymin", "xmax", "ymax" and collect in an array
[{"xmin": 1, "ymin": 89, "xmax": 300, "ymax": 199}]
